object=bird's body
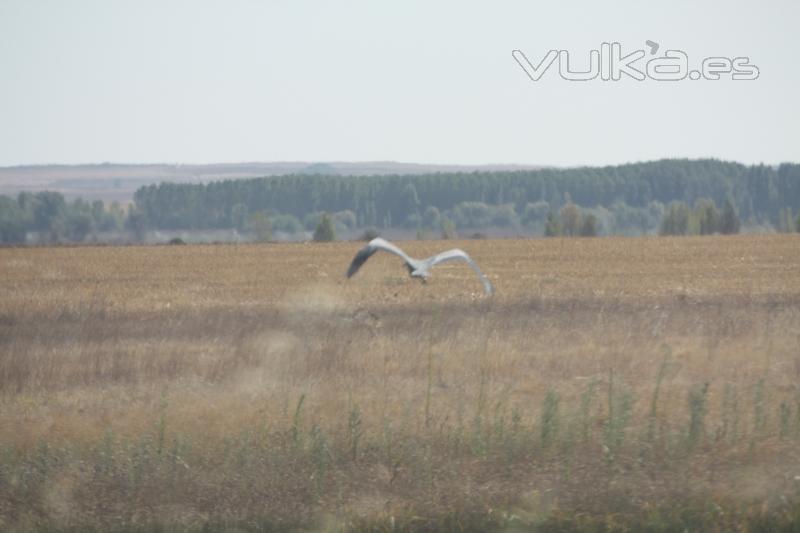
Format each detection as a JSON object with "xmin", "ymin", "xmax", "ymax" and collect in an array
[{"xmin": 346, "ymin": 238, "xmax": 494, "ymax": 295}]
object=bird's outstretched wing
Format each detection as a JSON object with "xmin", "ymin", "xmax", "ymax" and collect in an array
[
  {"xmin": 427, "ymin": 249, "xmax": 494, "ymax": 295},
  {"xmin": 346, "ymin": 238, "xmax": 415, "ymax": 278}
]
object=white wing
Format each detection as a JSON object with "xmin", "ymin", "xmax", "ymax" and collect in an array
[
  {"xmin": 367, "ymin": 238, "xmax": 414, "ymax": 263},
  {"xmin": 346, "ymin": 238, "xmax": 416, "ymax": 278},
  {"xmin": 426, "ymin": 249, "xmax": 494, "ymax": 295}
]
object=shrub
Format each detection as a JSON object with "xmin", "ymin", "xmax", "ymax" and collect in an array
[
  {"xmin": 360, "ymin": 228, "xmax": 380, "ymax": 241},
  {"xmin": 540, "ymin": 390, "xmax": 560, "ymax": 448},
  {"xmin": 313, "ymin": 213, "xmax": 336, "ymax": 242},
  {"xmin": 579, "ymin": 214, "xmax": 599, "ymax": 236}
]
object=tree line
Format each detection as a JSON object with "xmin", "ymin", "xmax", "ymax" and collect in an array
[
  {"xmin": 129, "ymin": 158, "xmax": 800, "ymax": 235},
  {"xmin": 0, "ymin": 192, "xmax": 126, "ymax": 243},
  {"xmin": 1, "ymin": 159, "xmax": 799, "ymax": 243}
]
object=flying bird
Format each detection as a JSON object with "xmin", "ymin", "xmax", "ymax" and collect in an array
[{"xmin": 346, "ymin": 238, "xmax": 494, "ymax": 295}]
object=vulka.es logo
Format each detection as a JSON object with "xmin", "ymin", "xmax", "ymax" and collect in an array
[{"xmin": 512, "ymin": 42, "xmax": 759, "ymax": 81}]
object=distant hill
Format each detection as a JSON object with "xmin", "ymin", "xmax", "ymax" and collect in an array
[{"xmin": 0, "ymin": 161, "xmax": 545, "ymax": 202}]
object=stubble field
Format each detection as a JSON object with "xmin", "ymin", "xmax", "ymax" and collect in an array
[{"xmin": 1, "ymin": 235, "xmax": 800, "ymax": 531}]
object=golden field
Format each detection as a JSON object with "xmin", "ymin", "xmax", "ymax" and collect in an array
[{"xmin": 1, "ymin": 234, "xmax": 800, "ymax": 530}]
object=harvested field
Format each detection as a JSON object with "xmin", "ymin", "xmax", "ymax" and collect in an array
[{"xmin": 1, "ymin": 235, "xmax": 800, "ymax": 530}]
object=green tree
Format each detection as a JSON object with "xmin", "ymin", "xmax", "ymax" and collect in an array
[
  {"xmin": 20, "ymin": 191, "xmax": 67, "ymax": 241},
  {"xmin": 91, "ymin": 200, "xmax": 105, "ymax": 228},
  {"xmin": 270, "ymin": 214, "xmax": 303, "ymax": 235},
  {"xmin": 360, "ymin": 228, "xmax": 380, "ymax": 241},
  {"xmin": 32, "ymin": 192, "xmax": 65, "ymax": 232},
  {"xmin": 0, "ymin": 196, "xmax": 26, "ymax": 243},
  {"xmin": 403, "ymin": 212, "xmax": 422, "ymax": 229},
  {"xmin": 560, "ymin": 202, "xmax": 582, "ymax": 236},
  {"xmin": 108, "ymin": 202, "xmax": 125, "ymax": 231},
  {"xmin": 303, "ymin": 211, "xmax": 324, "ymax": 231},
  {"xmin": 422, "ymin": 206, "xmax": 441, "ymax": 230},
  {"xmin": 124, "ymin": 159, "xmax": 800, "ymax": 236},
  {"xmin": 230, "ymin": 203, "xmax": 248, "ymax": 231},
  {"xmin": 90, "ymin": 199, "xmax": 121, "ymax": 232},
  {"xmin": 489, "ymin": 204, "xmax": 519, "ymax": 228},
  {"xmin": 247, "ymin": 212, "xmax": 272, "ymax": 242},
  {"xmin": 126, "ymin": 206, "xmax": 148, "ymax": 242},
  {"xmin": 450, "ymin": 202, "xmax": 491, "ymax": 228},
  {"xmin": 364, "ymin": 201, "xmax": 377, "ymax": 228},
  {"xmin": 660, "ymin": 202, "xmax": 691, "ymax": 236},
  {"xmin": 67, "ymin": 210, "xmax": 94, "ymax": 241},
  {"xmin": 401, "ymin": 183, "xmax": 421, "ymax": 223},
  {"xmin": 313, "ymin": 213, "xmax": 336, "ymax": 242},
  {"xmin": 719, "ymin": 199, "xmax": 740, "ymax": 235},
  {"xmin": 440, "ymin": 216, "xmax": 456, "ymax": 239},
  {"xmin": 544, "ymin": 212, "xmax": 561, "ymax": 237},
  {"xmin": 522, "ymin": 201, "xmax": 549, "ymax": 228},
  {"xmin": 333, "ymin": 210, "xmax": 357, "ymax": 231},
  {"xmin": 777, "ymin": 207, "xmax": 795, "ymax": 233},
  {"xmin": 48, "ymin": 215, "xmax": 68, "ymax": 242},
  {"xmin": 579, "ymin": 214, "xmax": 599, "ymax": 236},
  {"xmin": 694, "ymin": 199, "xmax": 720, "ymax": 235}
]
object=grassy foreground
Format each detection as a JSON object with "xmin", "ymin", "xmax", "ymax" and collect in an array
[{"xmin": 1, "ymin": 235, "xmax": 800, "ymax": 531}]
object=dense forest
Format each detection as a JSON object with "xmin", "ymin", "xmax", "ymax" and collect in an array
[{"xmin": 1, "ymin": 159, "xmax": 799, "ymax": 243}]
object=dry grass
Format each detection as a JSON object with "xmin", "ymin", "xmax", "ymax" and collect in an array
[{"xmin": 1, "ymin": 235, "xmax": 800, "ymax": 530}]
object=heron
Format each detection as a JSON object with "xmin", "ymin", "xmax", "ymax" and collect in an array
[{"xmin": 346, "ymin": 238, "xmax": 494, "ymax": 295}]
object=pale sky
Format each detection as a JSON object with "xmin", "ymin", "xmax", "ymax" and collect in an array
[{"xmin": 0, "ymin": 0, "xmax": 797, "ymax": 167}]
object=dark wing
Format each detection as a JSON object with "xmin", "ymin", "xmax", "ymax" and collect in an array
[
  {"xmin": 347, "ymin": 245, "xmax": 378, "ymax": 278},
  {"xmin": 346, "ymin": 238, "xmax": 415, "ymax": 278}
]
